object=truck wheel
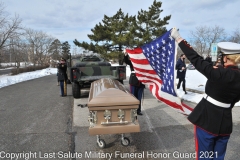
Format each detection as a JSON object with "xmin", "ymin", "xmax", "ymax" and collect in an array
[{"xmin": 72, "ymin": 82, "xmax": 81, "ymax": 98}]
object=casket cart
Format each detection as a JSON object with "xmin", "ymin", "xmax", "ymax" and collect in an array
[{"xmin": 87, "ymin": 78, "xmax": 140, "ymax": 148}]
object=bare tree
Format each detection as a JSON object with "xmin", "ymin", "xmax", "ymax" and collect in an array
[
  {"xmin": 24, "ymin": 28, "xmax": 54, "ymax": 67},
  {"xmin": 229, "ymin": 27, "xmax": 240, "ymax": 43},
  {"xmin": 0, "ymin": 2, "xmax": 22, "ymax": 65},
  {"xmin": 24, "ymin": 29, "xmax": 37, "ymax": 67},
  {"xmin": 9, "ymin": 37, "xmax": 28, "ymax": 73},
  {"xmin": 0, "ymin": 14, "xmax": 22, "ymax": 48},
  {"xmin": 190, "ymin": 25, "xmax": 227, "ymax": 57}
]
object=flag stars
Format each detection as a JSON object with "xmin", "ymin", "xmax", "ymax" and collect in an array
[
  {"xmin": 165, "ymin": 74, "xmax": 168, "ymax": 79},
  {"xmin": 168, "ymin": 50, "xmax": 171, "ymax": 55},
  {"xmin": 167, "ymin": 67, "xmax": 171, "ymax": 73},
  {"xmin": 140, "ymin": 31, "xmax": 178, "ymax": 98},
  {"xmin": 161, "ymin": 39, "xmax": 166, "ymax": 44},
  {"xmin": 168, "ymin": 42, "xmax": 172, "ymax": 49}
]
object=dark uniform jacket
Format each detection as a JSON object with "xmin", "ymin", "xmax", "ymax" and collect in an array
[
  {"xmin": 57, "ymin": 63, "xmax": 67, "ymax": 81},
  {"xmin": 176, "ymin": 58, "xmax": 186, "ymax": 79},
  {"xmin": 124, "ymin": 54, "xmax": 145, "ymax": 88},
  {"xmin": 124, "ymin": 55, "xmax": 134, "ymax": 71},
  {"xmin": 205, "ymin": 56, "xmax": 212, "ymax": 63},
  {"xmin": 179, "ymin": 40, "xmax": 240, "ymax": 135}
]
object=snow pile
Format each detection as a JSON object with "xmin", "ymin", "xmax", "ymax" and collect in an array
[{"xmin": 0, "ymin": 68, "xmax": 57, "ymax": 88}]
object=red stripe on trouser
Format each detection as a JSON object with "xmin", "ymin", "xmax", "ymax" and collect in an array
[
  {"xmin": 195, "ymin": 126, "xmax": 229, "ymax": 160},
  {"xmin": 194, "ymin": 125, "xmax": 199, "ymax": 160}
]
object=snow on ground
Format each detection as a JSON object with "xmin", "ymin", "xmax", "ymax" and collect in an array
[
  {"xmin": 0, "ymin": 65, "xmax": 239, "ymax": 106},
  {"xmin": 0, "ymin": 68, "xmax": 57, "ymax": 88}
]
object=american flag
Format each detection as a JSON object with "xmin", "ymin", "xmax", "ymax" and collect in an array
[{"xmin": 126, "ymin": 29, "xmax": 193, "ymax": 115}]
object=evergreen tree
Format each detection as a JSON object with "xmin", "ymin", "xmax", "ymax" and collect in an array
[
  {"xmin": 61, "ymin": 41, "xmax": 71, "ymax": 59},
  {"xmin": 48, "ymin": 39, "xmax": 62, "ymax": 60},
  {"xmin": 73, "ymin": 0, "xmax": 171, "ymax": 63},
  {"xmin": 74, "ymin": 9, "xmax": 135, "ymax": 56},
  {"xmin": 100, "ymin": 9, "xmax": 136, "ymax": 52},
  {"xmin": 135, "ymin": 0, "xmax": 171, "ymax": 45}
]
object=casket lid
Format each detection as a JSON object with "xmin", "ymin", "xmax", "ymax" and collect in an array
[{"xmin": 88, "ymin": 78, "xmax": 139, "ymax": 107}]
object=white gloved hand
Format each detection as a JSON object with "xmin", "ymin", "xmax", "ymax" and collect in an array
[
  {"xmin": 171, "ymin": 27, "xmax": 181, "ymax": 40},
  {"xmin": 123, "ymin": 49, "xmax": 128, "ymax": 56}
]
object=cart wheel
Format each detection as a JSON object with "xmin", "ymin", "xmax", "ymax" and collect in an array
[
  {"xmin": 121, "ymin": 137, "xmax": 130, "ymax": 146},
  {"xmin": 97, "ymin": 139, "xmax": 106, "ymax": 149}
]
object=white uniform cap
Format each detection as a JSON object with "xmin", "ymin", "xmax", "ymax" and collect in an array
[{"xmin": 217, "ymin": 42, "xmax": 240, "ymax": 54}]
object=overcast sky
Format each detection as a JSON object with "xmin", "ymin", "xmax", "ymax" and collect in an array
[{"xmin": 3, "ymin": 0, "xmax": 240, "ymax": 51}]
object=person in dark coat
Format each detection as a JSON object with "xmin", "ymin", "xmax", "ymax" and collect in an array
[
  {"xmin": 171, "ymin": 27, "xmax": 240, "ymax": 160},
  {"xmin": 57, "ymin": 58, "xmax": 67, "ymax": 97},
  {"xmin": 175, "ymin": 54, "xmax": 187, "ymax": 94},
  {"xmin": 123, "ymin": 50, "xmax": 145, "ymax": 115}
]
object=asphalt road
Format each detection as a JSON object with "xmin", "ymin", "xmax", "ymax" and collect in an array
[
  {"xmin": 1, "ymin": 75, "xmax": 240, "ymax": 160},
  {"xmin": 0, "ymin": 75, "xmax": 74, "ymax": 160}
]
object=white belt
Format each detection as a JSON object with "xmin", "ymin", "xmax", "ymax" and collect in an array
[{"xmin": 204, "ymin": 95, "xmax": 231, "ymax": 108}]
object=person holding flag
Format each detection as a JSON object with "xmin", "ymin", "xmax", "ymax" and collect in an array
[
  {"xmin": 171, "ymin": 27, "xmax": 240, "ymax": 160},
  {"xmin": 123, "ymin": 50, "xmax": 144, "ymax": 115},
  {"xmin": 125, "ymin": 30, "xmax": 193, "ymax": 116}
]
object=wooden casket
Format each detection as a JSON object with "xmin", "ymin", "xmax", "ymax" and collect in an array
[{"xmin": 87, "ymin": 78, "xmax": 140, "ymax": 136}]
